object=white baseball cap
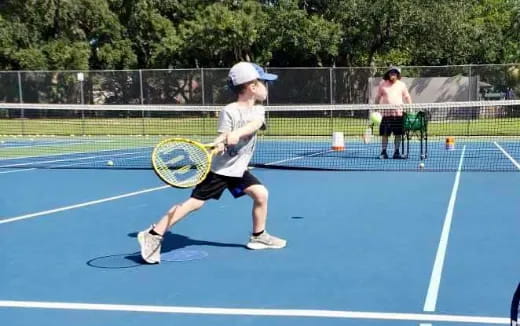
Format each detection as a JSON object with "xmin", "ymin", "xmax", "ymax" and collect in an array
[
  {"xmin": 228, "ymin": 62, "xmax": 278, "ymax": 86},
  {"xmin": 386, "ymin": 66, "xmax": 401, "ymax": 74}
]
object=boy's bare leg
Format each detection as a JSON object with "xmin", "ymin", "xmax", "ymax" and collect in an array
[
  {"xmin": 138, "ymin": 197, "xmax": 204, "ymax": 263},
  {"xmin": 244, "ymin": 184, "xmax": 286, "ymax": 250},
  {"xmin": 244, "ymin": 184, "xmax": 268, "ymax": 233},
  {"xmin": 153, "ymin": 198, "xmax": 205, "ymax": 235}
]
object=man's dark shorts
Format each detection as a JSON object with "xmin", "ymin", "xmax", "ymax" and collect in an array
[{"xmin": 379, "ymin": 116, "xmax": 404, "ymax": 136}]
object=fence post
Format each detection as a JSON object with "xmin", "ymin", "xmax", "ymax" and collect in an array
[
  {"xmin": 329, "ymin": 67, "xmax": 334, "ymax": 104},
  {"xmin": 17, "ymin": 71, "xmax": 25, "ymax": 135},
  {"xmin": 468, "ymin": 65, "xmax": 472, "ymax": 101},
  {"xmin": 201, "ymin": 68, "xmax": 205, "ymax": 105},
  {"xmin": 467, "ymin": 65, "xmax": 473, "ymax": 136},
  {"xmin": 17, "ymin": 71, "xmax": 23, "ymax": 104},
  {"xmin": 77, "ymin": 72, "xmax": 86, "ymax": 135},
  {"xmin": 139, "ymin": 69, "xmax": 144, "ymax": 105},
  {"xmin": 265, "ymin": 67, "xmax": 270, "ymax": 106},
  {"xmin": 139, "ymin": 69, "xmax": 145, "ymax": 135},
  {"xmin": 329, "ymin": 67, "xmax": 334, "ymax": 133}
]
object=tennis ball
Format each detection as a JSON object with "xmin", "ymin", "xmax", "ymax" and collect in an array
[
  {"xmin": 419, "ymin": 162, "xmax": 425, "ymax": 169},
  {"xmin": 107, "ymin": 160, "xmax": 114, "ymax": 166},
  {"xmin": 369, "ymin": 111, "xmax": 383, "ymax": 125}
]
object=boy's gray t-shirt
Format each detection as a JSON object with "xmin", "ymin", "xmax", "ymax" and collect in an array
[{"xmin": 211, "ymin": 103, "xmax": 265, "ymax": 177}]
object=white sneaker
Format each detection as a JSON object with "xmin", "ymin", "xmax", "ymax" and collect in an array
[
  {"xmin": 246, "ymin": 231, "xmax": 287, "ymax": 250},
  {"xmin": 137, "ymin": 226, "xmax": 162, "ymax": 264}
]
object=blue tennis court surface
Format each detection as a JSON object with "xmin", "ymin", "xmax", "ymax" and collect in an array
[{"xmin": 0, "ymin": 154, "xmax": 519, "ymax": 325}]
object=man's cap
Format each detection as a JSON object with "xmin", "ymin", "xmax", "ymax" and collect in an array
[
  {"xmin": 386, "ymin": 66, "xmax": 401, "ymax": 75},
  {"xmin": 228, "ymin": 62, "xmax": 278, "ymax": 86}
]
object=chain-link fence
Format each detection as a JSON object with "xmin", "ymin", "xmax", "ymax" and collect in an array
[{"xmin": 1, "ymin": 65, "xmax": 518, "ymax": 105}]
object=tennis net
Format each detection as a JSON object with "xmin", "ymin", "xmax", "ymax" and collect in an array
[{"xmin": 1, "ymin": 101, "xmax": 519, "ymax": 171}]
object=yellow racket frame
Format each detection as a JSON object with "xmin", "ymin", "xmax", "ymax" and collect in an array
[{"xmin": 151, "ymin": 138, "xmax": 217, "ymax": 188}]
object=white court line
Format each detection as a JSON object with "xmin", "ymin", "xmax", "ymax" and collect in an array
[
  {"xmin": 265, "ymin": 149, "xmax": 334, "ymax": 165},
  {"xmin": 494, "ymin": 142, "xmax": 520, "ymax": 170},
  {"xmin": 0, "ymin": 168, "xmax": 36, "ymax": 174},
  {"xmin": 0, "ymin": 150, "xmax": 145, "ymax": 168},
  {"xmin": 423, "ymin": 146, "xmax": 466, "ymax": 312},
  {"xmin": 0, "ymin": 145, "xmax": 152, "ymax": 162},
  {"xmin": 0, "ymin": 300, "xmax": 508, "ymax": 324},
  {"xmin": 51, "ymin": 154, "xmax": 150, "ymax": 168},
  {"xmin": 0, "ymin": 154, "xmax": 150, "ymax": 174},
  {"xmin": 1, "ymin": 139, "xmax": 111, "ymax": 149},
  {"xmin": 0, "ymin": 185, "xmax": 169, "ymax": 225}
]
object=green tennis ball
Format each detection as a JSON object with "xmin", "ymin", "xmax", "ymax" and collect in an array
[{"xmin": 369, "ymin": 112, "xmax": 383, "ymax": 125}]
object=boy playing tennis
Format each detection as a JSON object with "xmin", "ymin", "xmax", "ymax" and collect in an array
[{"xmin": 138, "ymin": 62, "xmax": 287, "ymax": 264}]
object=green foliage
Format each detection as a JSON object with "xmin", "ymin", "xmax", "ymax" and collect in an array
[
  {"xmin": 0, "ymin": 0, "xmax": 518, "ymax": 69},
  {"xmin": 264, "ymin": 0, "xmax": 341, "ymax": 66},
  {"xmin": 179, "ymin": 1, "xmax": 268, "ymax": 67}
]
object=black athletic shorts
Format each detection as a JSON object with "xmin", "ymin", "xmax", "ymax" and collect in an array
[
  {"xmin": 191, "ymin": 170, "xmax": 262, "ymax": 200},
  {"xmin": 379, "ymin": 116, "xmax": 404, "ymax": 136}
]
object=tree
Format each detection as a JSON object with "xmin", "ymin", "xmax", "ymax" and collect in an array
[
  {"xmin": 263, "ymin": 0, "xmax": 341, "ymax": 66},
  {"xmin": 0, "ymin": 0, "xmax": 135, "ymax": 70},
  {"xmin": 0, "ymin": 0, "xmax": 518, "ymax": 71},
  {"xmin": 110, "ymin": 0, "xmax": 181, "ymax": 68},
  {"xmin": 178, "ymin": 1, "xmax": 268, "ymax": 67}
]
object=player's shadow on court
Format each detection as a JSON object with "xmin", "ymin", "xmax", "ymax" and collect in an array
[
  {"xmin": 86, "ymin": 232, "xmax": 246, "ymax": 269},
  {"xmin": 130, "ymin": 231, "xmax": 247, "ymax": 252}
]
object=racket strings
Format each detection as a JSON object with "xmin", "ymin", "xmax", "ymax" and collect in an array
[{"xmin": 153, "ymin": 141, "xmax": 210, "ymax": 187}]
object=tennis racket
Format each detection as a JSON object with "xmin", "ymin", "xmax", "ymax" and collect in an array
[
  {"xmin": 151, "ymin": 138, "xmax": 221, "ymax": 188},
  {"xmin": 511, "ymin": 282, "xmax": 520, "ymax": 326}
]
